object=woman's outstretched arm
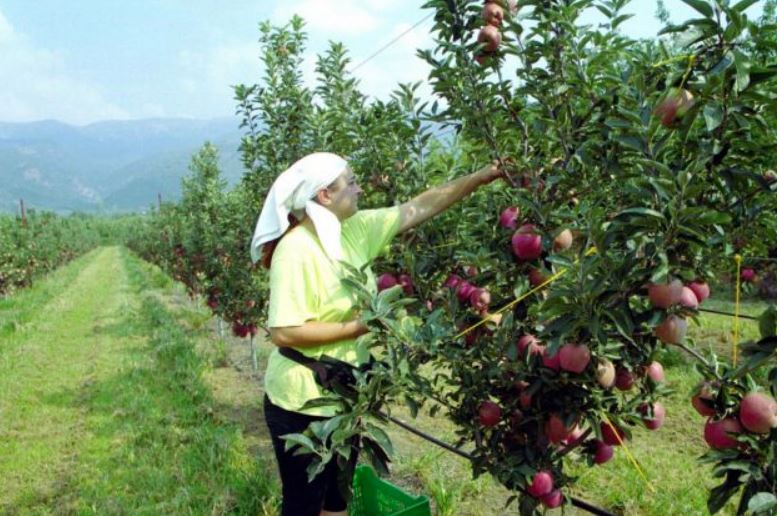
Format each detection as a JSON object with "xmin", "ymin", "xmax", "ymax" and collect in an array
[{"xmin": 397, "ymin": 161, "xmax": 503, "ymax": 234}]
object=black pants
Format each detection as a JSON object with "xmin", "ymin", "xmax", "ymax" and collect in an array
[{"xmin": 264, "ymin": 394, "xmax": 349, "ymax": 515}]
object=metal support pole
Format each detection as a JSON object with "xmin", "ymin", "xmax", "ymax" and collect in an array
[
  {"xmin": 380, "ymin": 412, "xmax": 616, "ymax": 516},
  {"xmin": 250, "ymin": 335, "xmax": 257, "ymax": 371}
]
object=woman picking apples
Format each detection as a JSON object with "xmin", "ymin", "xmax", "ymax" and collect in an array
[{"xmin": 250, "ymin": 152, "xmax": 503, "ymax": 516}]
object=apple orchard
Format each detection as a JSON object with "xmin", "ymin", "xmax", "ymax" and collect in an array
[{"xmin": 114, "ymin": 0, "xmax": 777, "ymax": 514}]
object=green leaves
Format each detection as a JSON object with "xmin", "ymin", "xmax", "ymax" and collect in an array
[
  {"xmin": 681, "ymin": 0, "xmax": 714, "ymax": 18},
  {"xmin": 703, "ymin": 103, "xmax": 725, "ymax": 132},
  {"xmin": 759, "ymin": 306, "xmax": 777, "ymax": 339},
  {"xmin": 707, "ymin": 471, "xmax": 744, "ymax": 514},
  {"xmin": 732, "ymin": 0, "xmax": 760, "ymax": 13},
  {"xmin": 614, "ymin": 207, "xmax": 665, "ymax": 221},
  {"xmin": 748, "ymin": 492, "xmax": 777, "ymax": 514},
  {"xmin": 733, "ymin": 49, "xmax": 751, "ymax": 94}
]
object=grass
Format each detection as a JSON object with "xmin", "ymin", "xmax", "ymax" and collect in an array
[
  {"xmin": 2, "ymin": 249, "xmax": 774, "ymax": 515},
  {"xmin": 0, "ymin": 247, "xmax": 277, "ymax": 515},
  {"xmin": 0, "ymin": 248, "xmax": 98, "ymax": 342}
]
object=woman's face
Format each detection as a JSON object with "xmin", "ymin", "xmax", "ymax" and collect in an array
[{"xmin": 323, "ymin": 169, "xmax": 363, "ymax": 220}]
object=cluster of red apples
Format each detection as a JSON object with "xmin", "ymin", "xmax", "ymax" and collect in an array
[{"xmin": 475, "ymin": 1, "xmax": 517, "ymax": 65}]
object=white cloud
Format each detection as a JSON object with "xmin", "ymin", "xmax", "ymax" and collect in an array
[
  {"xmin": 176, "ymin": 41, "xmax": 260, "ymax": 116},
  {"xmin": 271, "ymin": 0, "xmax": 381, "ymax": 35},
  {"xmin": 0, "ymin": 9, "xmax": 129, "ymax": 124},
  {"xmin": 0, "ymin": 10, "xmax": 13, "ymax": 43}
]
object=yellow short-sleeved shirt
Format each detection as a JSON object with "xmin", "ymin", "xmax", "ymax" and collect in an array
[{"xmin": 265, "ymin": 206, "xmax": 402, "ymax": 416}]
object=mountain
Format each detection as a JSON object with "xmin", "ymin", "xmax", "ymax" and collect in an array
[{"xmin": 0, "ymin": 118, "xmax": 246, "ymax": 214}]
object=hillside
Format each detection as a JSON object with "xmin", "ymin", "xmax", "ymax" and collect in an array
[{"xmin": 0, "ymin": 118, "xmax": 245, "ymax": 214}]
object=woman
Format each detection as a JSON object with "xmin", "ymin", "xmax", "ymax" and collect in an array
[{"xmin": 250, "ymin": 152, "xmax": 503, "ymax": 516}]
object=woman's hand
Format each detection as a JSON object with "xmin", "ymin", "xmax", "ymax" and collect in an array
[
  {"xmin": 476, "ymin": 160, "xmax": 505, "ymax": 185},
  {"xmin": 354, "ymin": 319, "xmax": 370, "ymax": 337}
]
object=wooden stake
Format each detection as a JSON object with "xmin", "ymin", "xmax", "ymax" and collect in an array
[{"xmin": 20, "ymin": 199, "xmax": 26, "ymax": 226}]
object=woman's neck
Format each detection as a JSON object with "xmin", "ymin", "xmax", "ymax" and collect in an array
[{"xmin": 300, "ymin": 217, "xmax": 316, "ymax": 233}]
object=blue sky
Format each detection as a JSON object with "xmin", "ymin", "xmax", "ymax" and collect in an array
[{"xmin": 0, "ymin": 1, "xmax": 765, "ymax": 125}]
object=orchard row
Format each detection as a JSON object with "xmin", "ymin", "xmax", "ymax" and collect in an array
[
  {"xmin": 124, "ymin": 2, "xmax": 777, "ymax": 514},
  {"xmin": 0, "ymin": 212, "xmax": 124, "ymax": 297}
]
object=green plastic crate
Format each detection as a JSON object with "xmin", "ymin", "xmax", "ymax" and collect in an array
[{"xmin": 349, "ymin": 465, "xmax": 431, "ymax": 516}]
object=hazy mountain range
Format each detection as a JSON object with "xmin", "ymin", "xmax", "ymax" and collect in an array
[{"xmin": 0, "ymin": 118, "xmax": 246, "ymax": 214}]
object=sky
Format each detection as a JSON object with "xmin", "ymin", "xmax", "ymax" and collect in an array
[{"xmin": 0, "ymin": 1, "xmax": 766, "ymax": 126}]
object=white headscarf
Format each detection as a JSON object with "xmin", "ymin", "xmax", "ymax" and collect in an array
[{"xmin": 250, "ymin": 152, "xmax": 348, "ymax": 264}]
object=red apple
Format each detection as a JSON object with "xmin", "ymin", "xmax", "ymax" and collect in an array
[
  {"xmin": 474, "ymin": 52, "xmax": 491, "ymax": 66},
  {"xmin": 491, "ymin": 0, "xmax": 519, "ymax": 15},
  {"xmin": 477, "ymin": 25, "xmax": 502, "ymax": 52},
  {"xmin": 478, "ymin": 400, "xmax": 501, "ymax": 427},
  {"xmin": 640, "ymin": 402, "xmax": 666, "ymax": 430},
  {"xmin": 704, "ymin": 418, "xmax": 742, "ymax": 449},
  {"xmin": 545, "ymin": 413, "xmax": 575, "ymax": 444},
  {"xmin": 527, "ymin": 471, "xmax": 554, "ymax": 498},
  {"xmin": 541, "ymin": 489, "xmax": 563, "ymax": 509},
  {"xmin": 596, "ymin": 359, "xmax": 616, "ymax": 388},
  {"xmin": 593, "ymin": 440, "xmax": 614, "ymax": 464},
  {"xmin": 552, "ymin": 228, "xmax": 574, "ymax": 252},
  {"xmin": 469, "ymin": 287, "xmax": 491, "ymax": 312},
  {"xmin": 397, "ymin": 273, "xmax": 414, "ymax": 296},
  {"xmin": 499, "ymin": 206, "xmax": 519, "ymax": 229},
  {"xmin": 512, "ymin": 224, "xmax": 543, "ymax": 261},
  {"xmin": 456, "ymin": 281, "xmax": 476, "ymax": 302},
  {"xmin": 482, "ymin": 2, "xmax": 504, "ymax": 26},
  {"xmin": 687, "ymin": 281, "xmax": 710, "ymax": 304},
  {"xmin": 678, "ymin": 286, "xmax": 699, "ymax": 309},
  {"xmin": 615, "ymin": 367, "xmax": 635, "ymax": 391},
  {"xmin": 645, "ymin": 361, "xmax": 665, "ymax": 383},
  {"xmin": 654, "ymin": 88, "xmax": 695, "ymax": 127},
  {"xmin": 655, "ymin": 315, "xmax": 687, "ymax": 344},
  {"xmin": 517, "ymin": 334, "xmax": 543, "ymax": 357},
  {"xmin": 444, "ymin": 274, "xmax": 462, "ymax": 289},
  {"xmin": 648, "ymin": 279, "xmax": 684, "ymax": 308},
  {"xmin": 528, "ymin": 267, "xmax": 547, "ymax": 288},
  {"xmin": 692, "ymin": 382, "xmax": 717, "ymax": 417},
  {"xmin": 558, "ymin": 343, "xmax": 590, "ymax": 373},
  {"xmin": 232, "ymin": 322, "xmax": 249, "ymax": 338},
  {"xmin": 541, "ymin": 347, "xmax": 561, "ymax": 372},
  {"xmin": 739, "ymin": 392, "xmax": 777, "ymax": 434},
  {"xmin": 377, "ymin": 273, "xmax": 398, "ymax": 291},
  {"xmin": 600, "ymin": 421, "xmax": 627, "ymax": 446},
  {"xmin": 465, "ymin": 328, "xmax": 479, "ymax": 347},
  {"xmin": 741, "ymin": 268, "xmax": 756, "ymax": 283}
]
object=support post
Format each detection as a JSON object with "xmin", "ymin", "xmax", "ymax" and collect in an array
[{"xmin": 250, "ymin": 335, "xmax": 257, "ymax": 371}]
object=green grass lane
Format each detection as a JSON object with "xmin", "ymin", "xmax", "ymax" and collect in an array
[
  {"xmin": 0, "ymin": 247, "xmax": 276, "ymax": 515},
  {"xmin": 1, "ymin": 246, "xmax": 129, "ymax": 509},
  {"xmin": 0, "ymin": 249, "xmax": 100, "ymax": 344}
]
